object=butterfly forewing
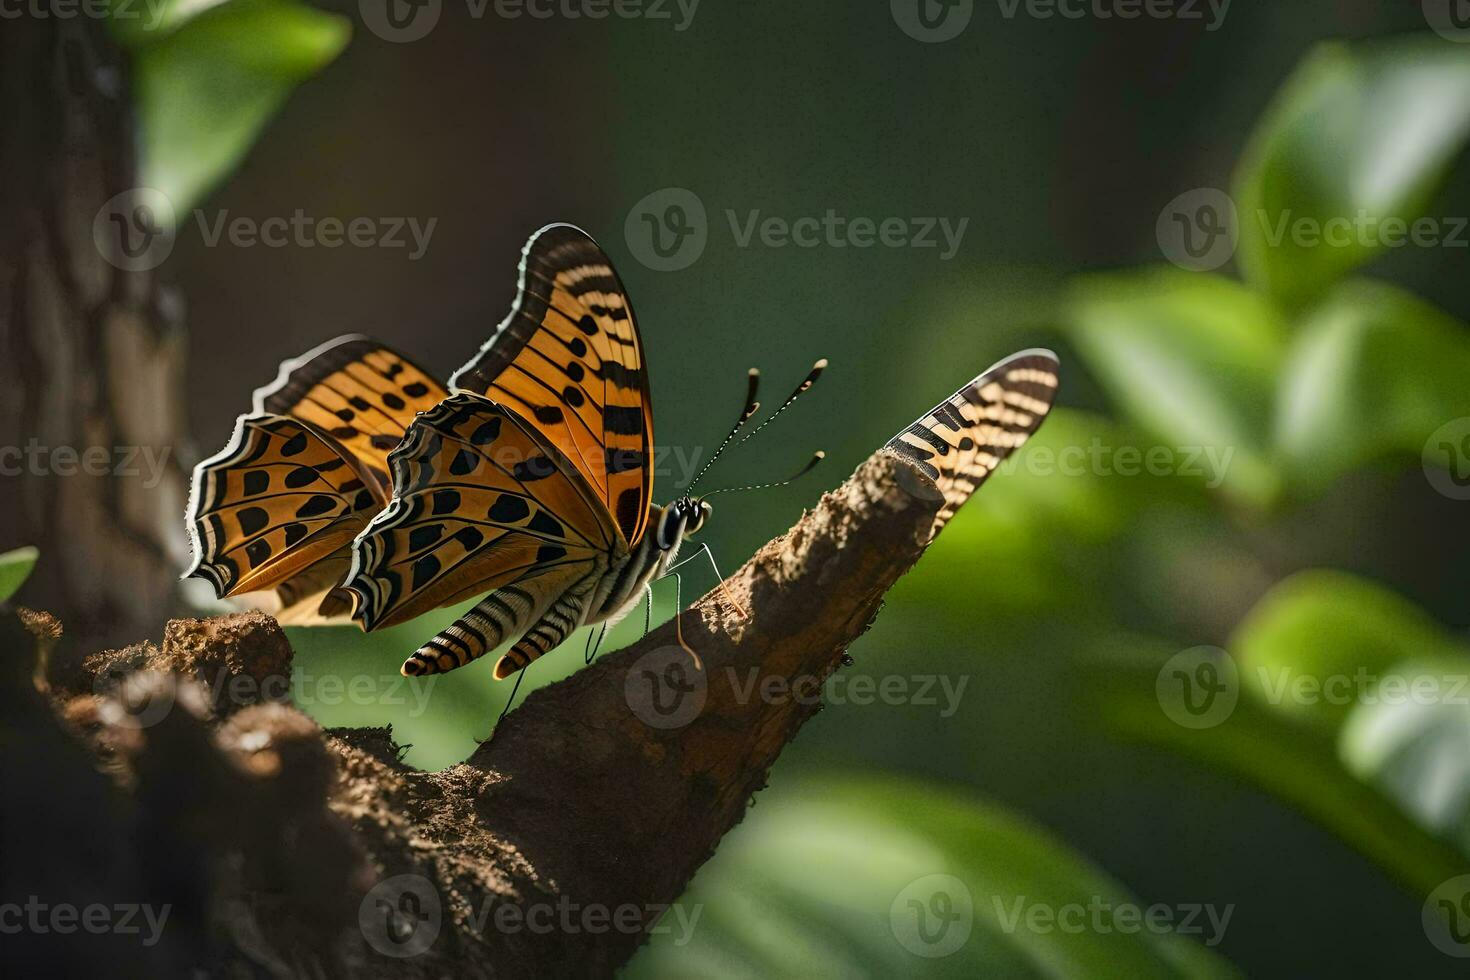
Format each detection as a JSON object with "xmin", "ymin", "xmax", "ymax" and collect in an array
[
  {"xmin": 345, "ymin": 392, "xmax": 610, "ymax": 632},
  {"xmin": 451, "ymin": 223, "xmax": 655, "ymax": 547},
  {"xmin": 883, "ymin": 349, "xmax": 1060, "ymax": 537}
]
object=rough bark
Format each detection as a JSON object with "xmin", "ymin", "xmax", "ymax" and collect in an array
[
  {"xmin": 4, "ymin": 451, "xmax": 943, "ymax": 978},
  {"xmin": 0, "ymin": 20, "xmax": 191, "ymax": 652}
]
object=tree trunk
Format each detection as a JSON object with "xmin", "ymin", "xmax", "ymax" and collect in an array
[{"xmin": 0, "ymin": 20, "xmax": 190, "ymax": 652}]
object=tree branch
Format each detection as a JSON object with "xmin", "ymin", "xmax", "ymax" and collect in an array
[{"xmin": 11, "ymin": 451, "xmax": 943, "ymax": 977}]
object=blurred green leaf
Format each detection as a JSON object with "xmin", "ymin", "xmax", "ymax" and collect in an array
[
  {"xmin": 1064, "ymin": 269, "xmax": 1287, "ymax": 509},
  {"xmin": 1233, "ymin": 36, "xmax": 1470, "ymax": 310},
  {"xmin": 107, "ymin": 0, "xmax": 230, "ymax": 43},
  {"xmin": 1340, "ymin": 656, "xmax": 1470, "ymax": 856},
  {"xmin": 1232, "ymin": 570, "xmax": 1465, "ymax": 734},
  {"xmin": 0, "ymin": 547, "xmax": 39, "ymax": 604},
  {"xmin": 124, "ymin": 0, "xmax": 350, "ymax": 212},
  {"xmin": 1100, "ymin": 660, "xmax": 1467, "ymax": 897},
  {"xmin": 1275, "ymin": 280, "xmax": 1470, "ymax": 497},
  {"xmin": 628, "ymin": 775, "xmax": 1237, "ymax": 979}
]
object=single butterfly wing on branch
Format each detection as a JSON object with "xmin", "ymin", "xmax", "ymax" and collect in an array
[
  {"xmin": 451, "ymin": 223, "xmax": 656, "ymax": 548},
  {"xmin": 883, "ymin": 349, "xmax": 1060, "ymax": 537},
  {"xmin": 185, "ymin": 336, "xmax": 448, "ymax": 623}
]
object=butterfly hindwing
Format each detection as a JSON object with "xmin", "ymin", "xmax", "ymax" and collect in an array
[
  {"xmin": 185, "ymin": 413, "xmax": 385, "ymax": 599},
  {"xmin": 883, "ymin": 349, "xmax": 1060, "ymax": 537},
  {"xmin": 345, "ymin": 392, "xmax": 610, "ymax": 633},
  {"xmin": 451, "ymin": 223, "xmax": 655, "ymax": 548}
]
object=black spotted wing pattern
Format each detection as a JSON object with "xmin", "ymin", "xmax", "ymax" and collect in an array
[
  {"xmin": 185, "ymin": 414, "xmax": 384, "ymax": 600},
  {"xmin": 451, "ymin": 224, "xmax": 656, "ymax": 548},
  {"xmin": 345, "ymin": 392, "xmax": 609, "ymax": 633}
]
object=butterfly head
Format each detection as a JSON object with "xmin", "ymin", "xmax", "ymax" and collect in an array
[{"xmin": 655, "ymin": 496, "xmax": 711, "ymax": 550}]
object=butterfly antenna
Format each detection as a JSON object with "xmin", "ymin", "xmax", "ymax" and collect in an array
[
  {"xmin": 701, "ymin": 450, "xmax": 826, "ymax": 499},
  {"xmin": 686, "ymin": 367, "xmax": 761, "ymax": 493},
  {"xmin": 736, "ymin": 358, "xmax": 827, "ymax": 447}
]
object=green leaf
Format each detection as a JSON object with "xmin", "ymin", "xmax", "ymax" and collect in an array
[
  {"xmin": 125, "ymin": 0, "xmax": 350, "ymax": 213},
  {"xmin": 1099, "ymin": 662, "xmax": 1468, "ymax": 897},
  {"xmin": 1341, "ymin": 657, "xmax": 1470, "ymax": 857},
  {"xmin": 1063, "ymin": 268, "xmax": 1288, "ymax": 509},
  {"xmin": 1233, "ymin": 37, "xmax": 1470, "ymax": 310},
  {"xmin": 1275, "ymin": 280, "xmax": 1470, "ymax": 497},
  {"xmin": 0, "ymin": 547, "xmax": 39, "ymax": 604},
  {"xmin": 1232, "ymin": 570, "xmax": 1465, "ymax": 735},
  {"xmin": 627, "ymin": 775, "xmax": 1238, "ymax": 979}
]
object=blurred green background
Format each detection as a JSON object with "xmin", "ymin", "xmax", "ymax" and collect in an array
[{"xmin": 125, "ymin": 0, "xmax": 1470, "ymax": 975}]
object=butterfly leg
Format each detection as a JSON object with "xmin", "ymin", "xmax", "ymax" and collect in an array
[
  {"xmin": 662, "ymin": 543, "xmax": 748, "ymax": 619},
  {"xmin": 495, "ymin": 662, "xmax": 531, "ymax": 729},
  {"xmin": 643, "ymin": 584, "xmax": 654, "ymax": 637},
  {"xmin": 668, "ymin": 571, "xmax": 704, "ymax": 671},
  {"xmin": 583, "ymin": 621, "xmax": 609, "ymax": 666}
]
